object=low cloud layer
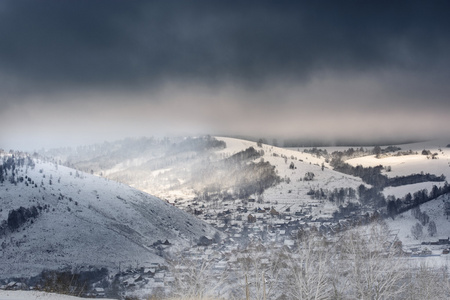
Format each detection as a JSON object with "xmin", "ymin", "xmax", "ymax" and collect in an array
[{"xmin": 1, "ymin": 1, "xmax": 450, "ymax": 150}]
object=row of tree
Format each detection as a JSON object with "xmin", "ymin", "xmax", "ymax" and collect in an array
[
  {"xmin": 386, "ymin": 183, "xmax": 450, "ymax": 219},
  {"xmin": 307, "ymin": 186, "xmax": 358, "ymax": 204},
  {"xmin": 331, "ymin": 157, "xmax": 445, "ymax": 190}
]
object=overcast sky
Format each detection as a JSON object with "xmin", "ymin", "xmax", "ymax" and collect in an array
[{"xmin": 1, "ymin": 0, "xmax": 450, "ymax": 150}]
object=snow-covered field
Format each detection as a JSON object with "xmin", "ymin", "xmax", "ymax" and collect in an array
[
  {"xmin": 0, "ymin": 290, "xmax": 116, "ymax": 300},
  {"xmin": 346, "ymin": 140, "xmax": 450, "ymax": 179},
  {"xmin": 338, "ymin": 140, "xmax": 450, "ymax": 250}
]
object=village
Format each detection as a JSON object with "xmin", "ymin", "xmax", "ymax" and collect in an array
[
  {"xmin": 97, "ymin": 194, "xmax": 340, "ymax": 298},
  {"xmin": 107, "ymin": 190, "xmax": 450, "ymax": 299}
]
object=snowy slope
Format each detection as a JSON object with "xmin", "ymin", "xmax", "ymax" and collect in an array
[
  {"xmin": 342, "ymin": 140, "xmax": 450, "ymax": 200},
  {"xmin": 39, "ymin": 136, "xmax": 450, "ymax": 221},
  {"xmin": 215, "ymin": 137, "xmax": 366, "ymax": 218},
  {"xmin": 0, "ymin": 157, "xmax": 217, "ymax": 279},
  {"xmin": 382, "ymin": 182, "xmax": 447, "ymax": 199},
  {"xmin": 346, "ymin": 140, "xmax": 450, "ymax": 179},
  {"xmin": 48, "ymin": 136, "xmax": 367, "ymax": 219},
  {"xmin": 386, "ymin": 194, "xmax": 450, "ymax": 247}
]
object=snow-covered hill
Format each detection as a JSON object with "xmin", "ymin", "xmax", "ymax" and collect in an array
[
  {"xmin": 349, "ymin": 153, "xmax": 450, "ymax": 178},
  {"xmin": 17, "ymin": 136, "xmax": 450, "ymax": 298},
  {"xmin": 345, "ymin": 140, "xmax": 450, "ymax": 196},
  {"xmin": 386, "ymin": 194, "xmax": 450, "ymax": 245},
  {"xmin": 46, "ymin": 136, "xmax": 368, "ymax": 220},
  {"xmin": 0, "ymin": 156, "xmax": 217, "ymax": 279},
  {"xmin": 216, "ymin": 137, "xmax": 366, "ymax": 218},
  {"xmin": 40, "ymin": 137, "xmax": 450, "ymax": 214}
]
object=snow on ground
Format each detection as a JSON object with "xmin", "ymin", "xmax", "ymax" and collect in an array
[
  {"xmin": 290, "ymin": 139, "xmax": 450, "ymax": 202},
  {"xmin": 386, "ymin": 194, "xmax": 450, "ymax": 248},
  {"xmin": 65, "ymin": 136, "xmax": 365, "ymax": 220},
  {"xmin": 0, "ymin": 158, "xmax": 217, "ymax": 278},
  {"xmin": 102, "ymin": 156, "xmax": 152, "ymax": 177},
  {"xmin": 383, "ymin": 181, "xmax": 447, "ymax": 199},
  {"xmin": 261, "ymin": 155, "xmax": 364, "ymax": 218},
  {"xmin": 216, "ymin": 136, "xmax": 326, "ymax": 166},
  {"xmin": 346, "ymin": 140, "xmax": 450, "ymax": 179},
  {"xmin": 254, "ymin": 138, "xmax": 450, "ymax": 219},
  {"xmin": 216, "ymin": 137, "xmax": 366, "ymax": 218},
  {"xmin": 215, "ymin": 136, "xmax": 258, "ymax": 156},
  {"xmin": 220, "ymin": 138, "xmax": 450, "ymax": 265},
  {"xmin": 0, "ymin": 290, "xmax": 116, "ymax": 300}
]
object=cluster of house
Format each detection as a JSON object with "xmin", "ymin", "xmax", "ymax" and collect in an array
[
  {"xmin": 178, "ymin": 194, "xmax": 379, "ymax": 248},
  {"xmin": 417, "ymin": 237, "xmax": 450, "ymax": 255},
  {"xmin": 93, "ymin": 263, "xmax": 172, "ymax": 299},
  {"xmin": 98, "ymin": 199, "xmax": 315, "ymax": 297}
]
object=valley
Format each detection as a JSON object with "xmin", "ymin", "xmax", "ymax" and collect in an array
[{"xmin": 2, "ymin": 136, "xmax": 450, "ymax": 299}]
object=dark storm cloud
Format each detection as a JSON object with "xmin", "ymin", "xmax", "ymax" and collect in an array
[
  {"xmin": 2, "ymin": 1, "xmax": 450, "ymax": 151},
  {"xmin": 1, "ymin": 0, "xmax": 450, "ymax": 99}
]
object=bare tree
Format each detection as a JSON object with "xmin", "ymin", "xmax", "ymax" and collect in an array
[
  {"xmin": 169, "ymin": 255, "xmax": 229, "ymax": 300},
  {"xmin": 427, "ymin": 220, "xmax": 437, "ymax": 237},
  {"xmin": 236, "ymin": 242, "xmax": 289, "ymax": 300},
  {"xmin": 286, "ymin": 237, "xmax": 332, "ymax": 300},
  {"xmin": 404, "ymin": 263, "xmax": 450, "ymax": 300},
  {"xmin": 166, "ymin": 222, "xmax": 447, "ymax": 300},
  {"xmin": 338, "ymin": 222, "xmax": 407, "ymax": 300},
  {"xmin": 411, "ymin": 222, "xmax": 423, "ymax": 240}
]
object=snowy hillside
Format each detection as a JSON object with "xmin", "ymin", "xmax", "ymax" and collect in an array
[
  {"xmin": 47, "ymin": 136, "xmax": 368, "ymax": 220},
  {"xmin": 4, "ymin": 137, "xmax": 450, "ymax": 298},
  {"xmin": 292, "ymin": 139, "xmax": 449, "ymax": 204},
  {"xmin": 40, "ymin": 137, "xmax": 450, "ymax": 221},
  {"xmin": 386, "ymin": 194, "xmax": 450, "ymax": 244},
  {"xmin": 346, "ymin": 140, "xmax": 450, "ymax": 196},
  {"xmin": 216, "ymin": 137, "xmax": 366, "ymax": 218},
  {"xmin": 0, "ymin": 155, "xmax": 217, "ymax": 279}
]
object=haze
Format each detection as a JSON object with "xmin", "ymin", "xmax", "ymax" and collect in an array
[{"xmin": 1, "ymin": 1, "xmax": 449, "ymax": 151}]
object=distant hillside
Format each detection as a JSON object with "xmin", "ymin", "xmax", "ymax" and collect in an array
[
  {"xmin": 43, "ymin": 136, "xmax": 276, "ymax": 200},
  {"xmin": 40, "ymin": 136, "xmax": 450, "ymax": 222},
  {"xmin": 0, "ymin": 153, "xmax": 217, "ymax": 279},
  {"xmin": 43, "ymin": 136, "xmax": 368, "ymax": 220}
]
